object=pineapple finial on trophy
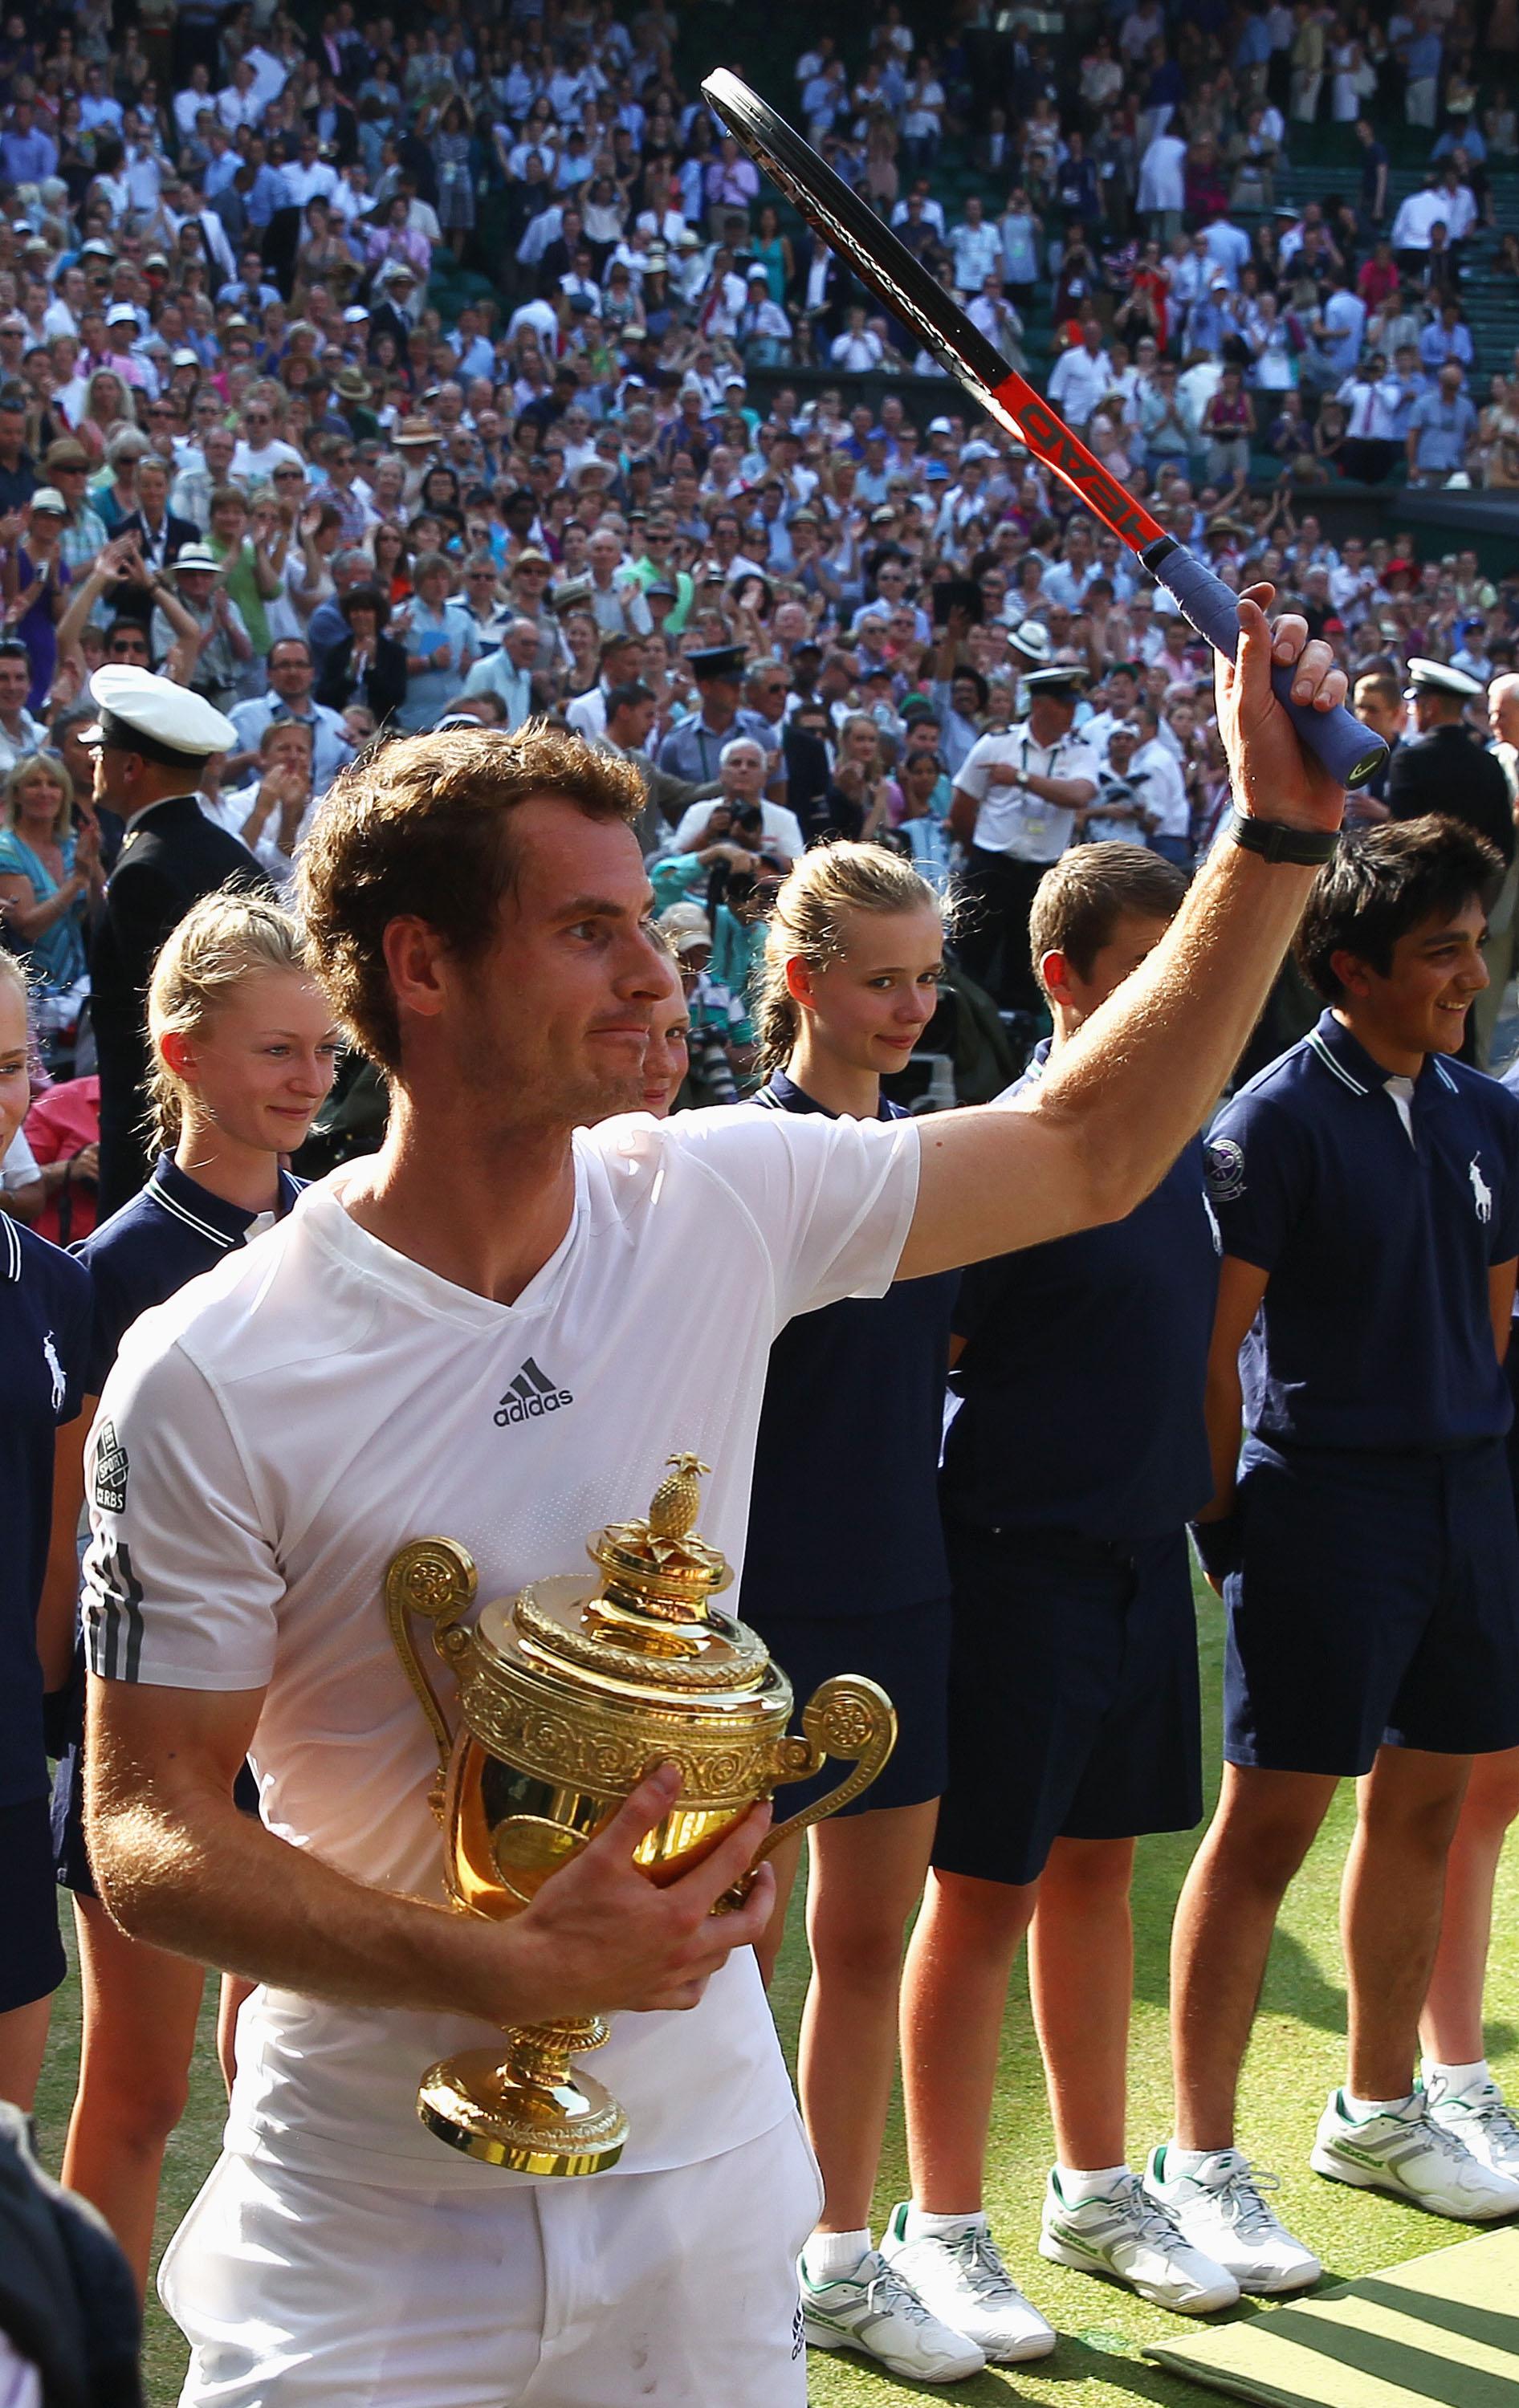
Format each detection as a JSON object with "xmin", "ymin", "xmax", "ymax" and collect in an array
[
  {"xmin": 588, "ymin": 1450, "xmax": 731, "ymax": 1625},
  {"xmin": 647, "ymin": 1452, "xmax": 710, "ymax": 1539}
]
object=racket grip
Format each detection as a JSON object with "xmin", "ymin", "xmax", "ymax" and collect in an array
[{"xmin": 1140, "ymin": 540, "xmax": 1386, "ymax": 792}]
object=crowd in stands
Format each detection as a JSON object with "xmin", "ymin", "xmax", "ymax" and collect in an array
[{"xmin": 0, "ymin": 0, "xmax": 1516, "ymax": 1116}]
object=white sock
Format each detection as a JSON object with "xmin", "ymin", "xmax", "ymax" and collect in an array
[
  {"xmin": 902, "ymin": 2206, "xmax": 988, "ymax": 2243},
  {"xmin": 1162, "ymin": 2142, "xmax": 1236, "ymax": 2178},
  {"xmin": 1057, "ymin": 2163, "xmax": 1128, "ymax": 2204},
  {"xmin": 803, "ymin": 2228, "xmax": 872, "ymax": 2283},
  {"xmin": 1423, "ymin": 2056, "xmax": 1491, "ymax": 2098},
  {"xmin": 1343, "ymin": 2089, "xmax": 1415, "ymax": 2121}
]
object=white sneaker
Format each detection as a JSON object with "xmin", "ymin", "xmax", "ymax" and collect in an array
[
  {"xmin": 881, "ymin": 2203, "xmax": 1057, "ymax": 2364},
  {"xmin": 1143, "ymin": 2146, "xmax": 1321, "ymax": 2294},
  {"xmin": 1310, "ymin": 2089, "xmax": 1519, "ymax": 2221},
  {"xmin": 800, "ymin": 2248, "xmax": 986, "ymax": 2383},
  {"xmin": 1425, "ymin": 2076, "xmax": 1519, "ymax": 2179},
  {"xmin": 1037, "ymin": 2169, "xmax": 1240, "ymax": 2315}
]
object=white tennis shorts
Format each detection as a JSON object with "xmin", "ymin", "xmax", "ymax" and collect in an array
[{"xmin": 159, "ymin": 2110, "xmax": 821, "ymax": 2407}]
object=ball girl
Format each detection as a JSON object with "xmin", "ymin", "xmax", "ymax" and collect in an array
[
  {"xmin": 0, "ymin": 947, "xmax": 91, "ymax": 2110},
  {"xmin": 44, "ymin": 889, "xmax": 340, "ymax": 2288},
  {"xmin": 739, "ymin": 843, "xmax": 1049, "ymax": 2382}
]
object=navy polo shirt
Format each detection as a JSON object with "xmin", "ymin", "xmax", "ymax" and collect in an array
[
  {"xmin": 76, "ymin": 1153, "xmax": 306, "ymax": 1395},
  {"xmin": 1208, "ymin": 1010, "xmax": 1519, "ymax": 1452},
  {"xmin": 943, "ymin": 1043, "xmax": 1220, "ymax": 1544},
  {"xmin": 738, "ymin": 1072, "xmax": 959, "ymax": 1617},
  {"xmin": 1, "ymin": 1214, "xmax": 91, "ymax": 1807}
]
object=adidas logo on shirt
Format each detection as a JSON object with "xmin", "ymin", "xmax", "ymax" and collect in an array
[{"xmin": 494, "ymin": 1357, "xmax": 574, "ymax": 1426}]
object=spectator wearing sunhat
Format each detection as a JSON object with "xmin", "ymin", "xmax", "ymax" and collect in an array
[
  {"xmin": 83, "ymin": 667, "xmax": 268, "ymax": 1214},
  {"xmin": 1388, "ymin": 658, "xmax": 1513, "ymax": 860},
  {"xmin": 332, "ymin": 364, "xmax": 379, "ymax": 442},
  {"xmin": 6, "ymin": 486, "xmax": 72, "ymax": 713},
  {"xmin": 150, "ymin": 544, "xmax": 251, "ymax": 713},
  {"xmin": 103, "ymin": 303, "xmax": 153, "ymax": 391}
]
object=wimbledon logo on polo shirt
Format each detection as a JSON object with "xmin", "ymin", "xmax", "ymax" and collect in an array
[
  {"xmin": 1205, "ymin": 1136, "xmax": 1246, "ymax": 1202},
  {"xmin": 495, "ymin": 1357, "xmax": 574, "ymax": 1426}
]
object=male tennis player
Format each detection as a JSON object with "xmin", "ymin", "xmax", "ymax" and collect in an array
[{"xmin": 83, "ymin": 597, "xmax": 1342, "ymax": 2406}]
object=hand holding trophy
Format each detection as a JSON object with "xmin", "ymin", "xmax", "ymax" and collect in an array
[{"xmin": 386, "ymin": 1454, "xmax": 897, "ymax": 2176}]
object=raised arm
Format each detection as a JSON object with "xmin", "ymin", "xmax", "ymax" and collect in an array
[
  {"xmin": 896, "ymin": 592, "xmax": 1345, "ymax": 1278},
  {"xmin": 54, "ymin": 537, "xmax": 132, "ymax": 661}
]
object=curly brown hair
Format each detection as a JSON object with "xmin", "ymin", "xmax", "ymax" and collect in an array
[{"xmin": 299, "ymin": 722, "xmax": 644, "ymax": 1071}]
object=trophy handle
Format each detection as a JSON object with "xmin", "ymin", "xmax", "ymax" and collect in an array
[
  {"xmin": 755, "ymin": 1674, "xmax": 898, "ymax": 1862},
  {"xmin": 385, "ymin": 1538, "xmax": 479, "ymax": 1784}
]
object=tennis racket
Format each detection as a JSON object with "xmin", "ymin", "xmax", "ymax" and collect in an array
[{"xmin": 701, "ymin": 67, "xmax": 1384, "ymax": 791}]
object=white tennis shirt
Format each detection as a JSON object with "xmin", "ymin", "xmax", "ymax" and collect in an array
[{"xmin": 83, "ymin": 1105, "xmax": 919, "ymax": 2192}]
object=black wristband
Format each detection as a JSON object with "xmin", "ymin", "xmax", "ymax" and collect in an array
[
  {"xmin": 1228, "ymin": 808, "xmax": 1340, "ymax": 867},
  {"xmin": 1189, "ymin": 1513, "xmax": 1243, "ymax": 1585}
]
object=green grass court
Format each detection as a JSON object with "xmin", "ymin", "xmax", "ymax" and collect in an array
[{"xmin": 31, "ymin": 1580, "xmax": 1519, "ymax": 2408}]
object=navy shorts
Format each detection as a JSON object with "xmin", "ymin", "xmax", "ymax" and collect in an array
[
  {"xmin": 744, "ymin": 1596, "xmax": 951, "ymax": 1818},
  {"xmin": 1225, "ymin": 1436, "xmax": 1519, "ymax": 1776},
  {"xmin": 1, "ymin": 1795, "xmax": 67, "ymax": 2012},
  {"xmin": 933, "ymin": 1519, "xmax": 1203, "ymax": 1887}
]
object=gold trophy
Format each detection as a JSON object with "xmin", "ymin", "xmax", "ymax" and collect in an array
[{"xmin": 385, "ymin": 1453, "xmax": 896, "ymax": 2178}]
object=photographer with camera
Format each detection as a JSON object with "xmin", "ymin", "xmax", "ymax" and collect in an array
[{"xmin": 670, "ymin": 738, "xmax": 804, "ymax": 872}]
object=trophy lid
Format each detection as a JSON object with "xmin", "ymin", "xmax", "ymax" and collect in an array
[
  {"xmin": 588, "ymin": 1453, "xmax": 732, "ymax": 1625},
  {"xmin": 500, "ymin": 1454, "xmax": 774, "ymax": 1698}
]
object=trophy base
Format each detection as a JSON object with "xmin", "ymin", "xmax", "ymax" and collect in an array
[{"xmin": 417, "ymin": 2047, "xmax": 629, "ymax": 2178}]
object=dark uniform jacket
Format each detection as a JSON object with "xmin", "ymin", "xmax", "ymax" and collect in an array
[
  {"xmin": 1387, "ymin": 724, "xmax": 1515, "ymax": 862},
  {"xmin": 90, "ymin": 795, "xmax": 270, "ymax": 1217}
]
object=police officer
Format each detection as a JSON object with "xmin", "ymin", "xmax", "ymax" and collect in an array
[
  {"xmin": 1387, "ymin": 660, "xmax": 1513, "ymax": 861},
  {"xmin": 656, "ymin": 645, "xmax": 774, "ymax": 787},
  {"xmin": 84, "ymin": 668, "xmax": 269, "ymax": 1218},
  {"xmin": 948, "ymin": 665, "xmax": 1101, "ymax": 1015}
]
